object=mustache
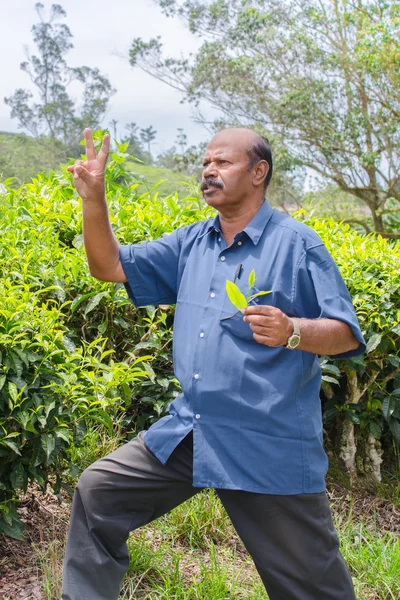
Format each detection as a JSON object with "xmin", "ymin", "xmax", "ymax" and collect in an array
[{"xmin": 200, "ymin": 177, "xmax": 224, "ymax": 192}]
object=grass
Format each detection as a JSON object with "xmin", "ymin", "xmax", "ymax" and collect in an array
[
  {"xmin": 31, "ymin": 433, "xmax": 400, "ymax": 599},
  {"xmin": 32, "ymin": 486, "xmax": 400, "ymax": 600},
  {"xmin": 125, "ymin": 161, "xmax": 195, "ymax": 197}
]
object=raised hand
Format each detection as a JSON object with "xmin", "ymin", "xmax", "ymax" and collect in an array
[{"xmin": 67, "ymin": 128, "xmax": 110, "ymax": 201}]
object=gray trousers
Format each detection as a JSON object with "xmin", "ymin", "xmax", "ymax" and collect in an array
[{"xmin": 62, "ymin": 430, "xmax": 357, "ymax": 600}]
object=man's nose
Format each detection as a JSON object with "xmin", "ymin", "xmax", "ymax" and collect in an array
[{"xmin": 202, "ymin": 162, "xmax": 218, "ymax": 179}]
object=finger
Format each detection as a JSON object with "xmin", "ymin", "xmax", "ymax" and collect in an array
[
  {"xmin": 74, "ymin": 165, "xmax": 92, "ymax": 183},
  {"xmin": 243, "ymin": 313, "xmax": 276, "ymax": 325},
  {"xmin": 249, "ymin": 323, "xmax": 274, "ymax": 335},
  {"xmin": 253, "ymin": 332, "xmax": 279, "ymax": 346},
  {"xmin": 97, "ymin": 134, "xmax": 110, "ymax": 170},
  {"xmin": 242, "ymin": 305, "xmax": 277, "ymax": 316},
  {"xmin": 67, "ymin": 165, "xmax": 74, "ymax": 172},
  {"xmin": 73, "ymin": 160, "xmax": 85, "ymax": 180},
  {"xmin": 84, "ymin": 128, "xmax": 96, "ymax": 161}
]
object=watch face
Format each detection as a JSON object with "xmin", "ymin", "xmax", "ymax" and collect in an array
[{"xmin": 288, "ymin": 334, "xmax": 300, "ymax": 349}]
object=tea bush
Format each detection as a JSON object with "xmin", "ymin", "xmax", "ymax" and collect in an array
[{"xmin": 0, "ymin": 134, "xmax": 399, "ymax": 537}]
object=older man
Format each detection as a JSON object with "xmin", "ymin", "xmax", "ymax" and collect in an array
[{"xmin": 62, "ymin": 127, "xmax": 365, "ymax": 600}]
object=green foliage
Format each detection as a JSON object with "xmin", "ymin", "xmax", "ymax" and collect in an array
[
  {"xmin": 0, "ymin": 137, "xmax": 214, "ymax": 537},
  {"xmin": 306, "ymin": 217, "xmax": 400, "ymax": 447},
  {"xmin": 225, "ymin": 269, "xmax": 271, "ymax": 311},
  {"xmin": 0, "ymin": 131, "xmax": 399, "ymax": 538},
  {"xmin": 131, "ymin": 0, "xmax": 400, "ymax": 233},
  {"xmin": 4, "ymin": 3, "xmax": 115, "ymax": 158}
]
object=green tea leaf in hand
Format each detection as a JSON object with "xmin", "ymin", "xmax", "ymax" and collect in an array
[
  {"xmin": 226, "ymin": 280, "xmax": 248, "ymax": 311},
  {"xmin": 248, "ymin": 269, "xmax": 256, "ymax": 290},
  {"xmin": 249, "ymin": 290, "xmax": 272, "ymax": 300}
]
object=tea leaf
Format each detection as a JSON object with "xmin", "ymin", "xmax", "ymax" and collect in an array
[
  {"xmin": 248, "ymin": 269, "xmax": 256, "ymax": 290},
  {"xmin": 226, "ymin": 280, "xmax": 248, "ymax": 311},
  {"xmin": 248, "ymin": 290, "xmax": 272, "ymax": 299}
]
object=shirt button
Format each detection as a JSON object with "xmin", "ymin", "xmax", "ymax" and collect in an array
[
  {"xmin": 199, "ymin": 332, "xmax": 204, "ymax": 338},
  {"xmin": 194, "ymin": 373, "xmax": 199, "ymax": 379},
  {"xmin": 220, "ymin": 256, "xmax": 226, "ymax": 261},
  {"xmin": 195, "ymin": 414, "xmax": 201, "ymax": 419},
  {"xmin": 210, "ymin": 292, "xmax": 215, "ymax": 298},
  {"xmin": 218, "ymin": 237, "xmax": 221, "ymax": 241},
  {"xmin": 238, "ymin": 241, "xmax": 242, "ymax": 246}
]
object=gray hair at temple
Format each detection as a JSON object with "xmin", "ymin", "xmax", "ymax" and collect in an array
[{"xmin": 246, "ymin": 135, "xmax": 273, "ymax": 191}]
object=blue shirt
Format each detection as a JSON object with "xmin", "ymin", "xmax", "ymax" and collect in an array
[{"xmin": 119, "ymin": 200, "xmax": 366, "ymax": 494}]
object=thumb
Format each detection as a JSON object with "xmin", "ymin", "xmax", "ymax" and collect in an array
[{"xmin": 75, "ymin": 165, "xmax": 92, "ymax": 183}]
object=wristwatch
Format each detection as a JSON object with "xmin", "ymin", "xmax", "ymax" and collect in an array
[{"xmin": 284, "ymin": 317, "xmax": 301, "ymax": 350}]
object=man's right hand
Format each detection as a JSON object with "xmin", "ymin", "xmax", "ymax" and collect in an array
[{"xmin": 67, "ymin": 128, "xmax": 110, "ymax": 201}]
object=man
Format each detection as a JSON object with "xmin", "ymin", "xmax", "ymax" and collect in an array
[{"xmin": 62, "ymin": 127, "xmax": 365, "ymax": 600}]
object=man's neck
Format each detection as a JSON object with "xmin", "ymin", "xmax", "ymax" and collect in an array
[{"xmin": 218, "ymin": 199, "xmax": 264, "ymax": 245}]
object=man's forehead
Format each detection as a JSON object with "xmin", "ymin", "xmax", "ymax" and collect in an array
[
  {"xmin": 203, "ymin": 140, "xmax": 246, "ymax": 159},
  {"xmin": 203, "ymin": 128, "xmax": 257, "ymax": 158}
]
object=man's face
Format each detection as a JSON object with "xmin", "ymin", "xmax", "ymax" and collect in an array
[{"xmin": 201, "ymin": 132, "xmax": 254, "ymax": 208}]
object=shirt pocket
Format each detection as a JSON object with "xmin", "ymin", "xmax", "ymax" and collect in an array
[{"xmin": 220, "ymin": 285, "xmax": 275, "ymax": 341}]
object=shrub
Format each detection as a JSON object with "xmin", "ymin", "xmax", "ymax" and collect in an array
[{"xmin": 0, "ymin": 133, "xmax": 398, "ymax": 537}]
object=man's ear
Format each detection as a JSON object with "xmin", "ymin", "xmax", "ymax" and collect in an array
[{"xmin": 252, "ymin": 160, "xmax": 269, "ymax": 187}]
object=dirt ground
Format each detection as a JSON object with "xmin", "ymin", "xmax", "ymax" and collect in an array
[{"xmin": 0, "ymin": 481, "xmax": 399, "ymax": 600}]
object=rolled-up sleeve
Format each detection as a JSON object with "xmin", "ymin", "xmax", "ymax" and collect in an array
[
  {"xmin": 119, "ymin": 228, "xmax": 182, "ymax": 307},
  {"xmin": 294, "ymin": 243, "xmax": 366, "ymax": 359}
]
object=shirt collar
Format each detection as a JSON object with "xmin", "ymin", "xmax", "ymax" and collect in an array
[{"xmin": 198, "ymin": 199, "xmax": 274, "ymax": 245}]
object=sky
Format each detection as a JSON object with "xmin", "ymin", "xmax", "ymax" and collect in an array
[{"xmin": 0, "ymin": 0, "xmax": 216, "ymax": 154}]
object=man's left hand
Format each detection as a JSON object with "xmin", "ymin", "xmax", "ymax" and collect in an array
[{"xmin": 242, "ymin": 305, "xmax": 293, "ymax": 346}]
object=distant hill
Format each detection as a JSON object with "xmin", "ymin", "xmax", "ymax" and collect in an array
[
  {"xmin": 125, "ymin": 161, "xmax": 195, "ymax": 197},
  {"xmin": 0, "ymin": 131, "xmax": 196, "ymax": 196}
]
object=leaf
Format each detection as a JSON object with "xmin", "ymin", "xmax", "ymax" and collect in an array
[
  {"xmin": 1, "ymin": 440, "xmax": 21, "ymax": 455},
  {"xmin": 90, "ymin": 409, "xmax": 113, "ymax": 434},
  {"xmin": 10, "ymin": 464, "xmax": 25, "ymax": 491},
  {"xmin": 248, "ymin": 290, "xmax": 272, "ymax": 299},
  {"xmin": 344, "ymin": 411, "xmax": 360, "ymax": 424},
  {"xmin": 366, "ymin": 333, "xmax": 382, "ymax": 353},
  {"xmin": 225, "ymin": 280, "xmax": 248, "ymax": 311},
  {"xmin": 369, "ymin": 421, "xmax": 382, "ymax": 439},
  {"xmin": 0, "ymin": 518, "xmax": 25, "ymax": 540},
  {"xmin": 392, "ymin": 388, "xmax": 400, "ymax": 397},
  {"xmin": 41, "ymin": 434, "xmax": 55, "ymax": 463},
  {"xmin": 70, "ymin": 292, "xmax": 97, "ymax": 313},
  {"xmin": 248, "ymin": 269, "xmax": 256, "ymax": 290},
  {"xmin": 320, "ymin": 363, "xmax": 341, "ymax": 377},
  {"xmin": 391, "ymin": 324, "xmax": 400, "ymax": 336},
  {"xmin": 62, "ymin": 335, "xmax": 76, "ymax": 353},
  {"xmin": 388, "ymin": 419, "xmax": 400, "ymax": 445},
  {"xmin": 8, "ymin": 381, "xmax": 18, "ymax": 405},
  {"xmin": 84, "ymin": 291, "xmax": 108, "ymax": 316},
  {"xmin": 55, "ymin": 428, "xmax": 70, "ymax": 443},
  {"xmin": 322, "ymin": 375, "xmax": 339, "ymax": 385},
  {"xmin": 45, "ymin": 401, "xmax": 56, "ymax": 420},
  {"xmin": 382, "ymin": 397, "xmax": 396, "ymax": 419},
  {"xmin": 74, "ymin": 420, "xmax": 87, "ymax": 445}
]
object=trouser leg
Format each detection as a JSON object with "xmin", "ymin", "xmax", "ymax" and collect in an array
[
  {"xmin": 62, "ymin": 431, "xmax": 200, "ymax": 600},
  {"xmin": 217, "ymin": 489, "xmax": 356, "ymax": 600}
]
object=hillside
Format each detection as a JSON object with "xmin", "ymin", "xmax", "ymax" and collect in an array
[{"xmin": 0, "ymin": 131, "xmax": 196, "ymax": 196}]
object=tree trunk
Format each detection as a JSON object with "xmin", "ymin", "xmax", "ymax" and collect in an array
[{"xmin": 371, "ymin": 209, "xmax": 384, "ymax": 233}]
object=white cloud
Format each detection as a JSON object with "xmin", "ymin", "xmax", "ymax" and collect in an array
[{"xmin": 0, "ymin": 0, "xmax": 216, "ymax": 150}]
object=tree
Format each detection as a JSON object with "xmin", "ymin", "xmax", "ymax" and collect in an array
[
  {"xmin": 140, "ymin": 125, "xmax": 157, "ymax": 156},
  {"xmin": 122, "ymin": 122, "xmax": 149, "ymax": 163},
  {"xmin": 4, "ymin": 3, "xmax": 115, "ymax": 163},
  {"xmin": 109, "ymin": 119, "xmax": 118, "ymax": 145},
  {"xmin": 176, "ymin": 128, "xmax": 188, "ymax": 154},
  {"xmin": 129, "ymin": 0, "xmax": 400, "ymax": 235}
]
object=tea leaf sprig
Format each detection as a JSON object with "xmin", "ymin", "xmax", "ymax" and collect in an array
[{"xmin": 226, "ymin": 269, "xmax": 272, "ymax": 311}]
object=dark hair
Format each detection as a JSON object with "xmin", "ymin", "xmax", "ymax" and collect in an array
[{"xmin": 246, "ymin": 135, "xmax": 273, "ymax": 191}]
